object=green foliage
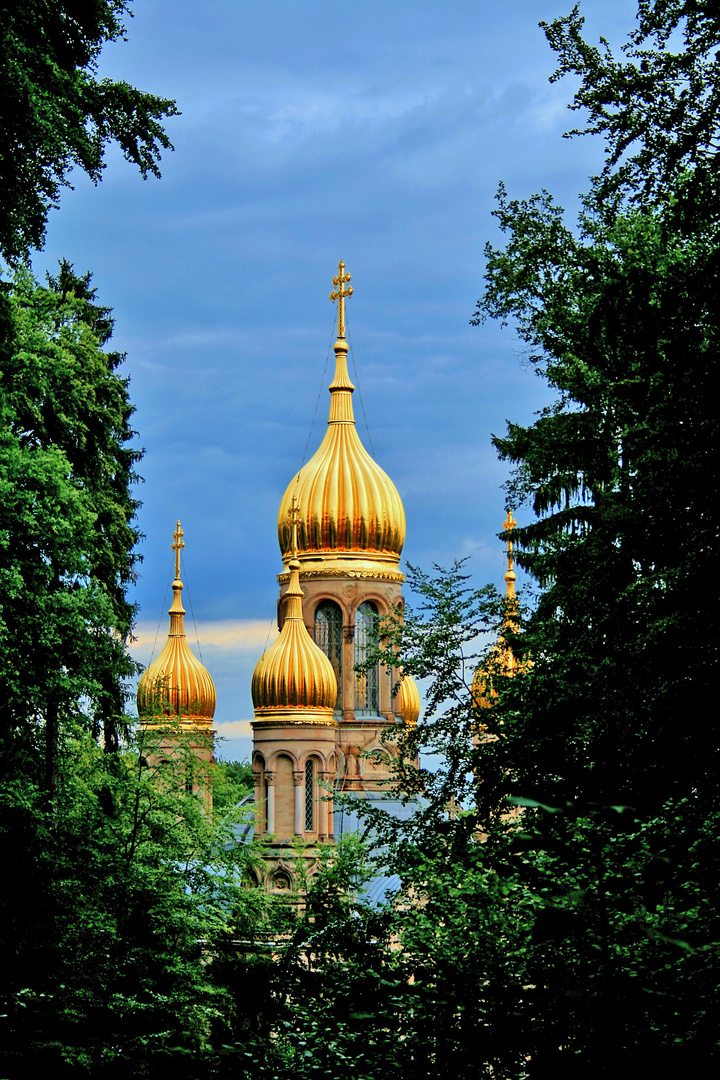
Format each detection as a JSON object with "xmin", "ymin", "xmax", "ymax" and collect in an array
[
  {"xmin": 541, "ymin": 1, "xmax": 720, "ymax": 208},
  {"xmin": 0, "ymin": 263, "xmax": 141, "ymax": 782},
  {"xmin": 0, "ymin": 0, "xmax": 178, "ymax": 261},
  {"xmin": 0, "ymin": 725, "xmax": 272, "ymax": 1078},
  {"xmin": 212, "ymin": 759, "xmax": 255, "ymax": 818},
  {"xmin": 280, "ymin": 3, "xmax": 720, "ymax": 1074}
]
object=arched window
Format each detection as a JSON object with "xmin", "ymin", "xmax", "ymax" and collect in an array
[
  {"xmin": 354, "ymin": 601, "xmax": 380, "ymax": 714},
  {"xmin": 305, "ymin": 759, "xmax": 315, "ymax": 832},
  {"xmin": 314, "ymin": 600, "xmax": 343, "ymax": 711}
]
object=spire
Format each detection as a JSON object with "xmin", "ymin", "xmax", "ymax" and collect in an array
[
  {"xmin": 253, "ymin": 500, "xmax": 338, "ymax": 718},
  {"xmin": 471, "ymin": 511, "xmax": 520, "ymax": 709},
  {"xmin": 136, "ymin": 521, "xmax": 216, "ymax": 722},
  {"xmin": 498, "ymin": 510, "xmax": 519, "ymax": 676},
  {"xmin": 168, "ymin": 520, "xmax": 186, "ymax": 637},
  {"xmin": 328, "ymin": 260, "xmax": 356, "ymax": 424},
  {"xmin": 503, "ymin": 510, "xmax": 517, "ymax": 601},
  {"xmin": 276, "ymin": 263, "xmax": 405, "ymax": 572},
  {"xmin": 284, "ymin": 495, "xmax": 305, "ymax": 621},
  {"xmin": 172, "ymin": 519, "xmax": 185, "ymax": 580}
]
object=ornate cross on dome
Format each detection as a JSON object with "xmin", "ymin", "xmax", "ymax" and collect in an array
[
  {"xmin": 503, "ymin": 510, "xmax": 517, "ymax": 568},
  {"xmin": 329, "ymin": 260, "xmax": 353, "ymax": 338},
  {"xmin": 288, "ymin": 496, "xmax": 301, "ymax": 560},
  {"xmin": 172, "ymin": 520, "xmax": 185, "ymax": 579}
]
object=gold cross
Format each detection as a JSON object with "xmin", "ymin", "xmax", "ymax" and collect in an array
[
  {"xmin": 503, "ymin": 510, "xmax": 517, "ymax": 566},
  {"xmin": 172, "ymin": 520, "xmax": 185, "ymax": 579},
  {"xmin": 288, "ymin": 496, "xmax": 301, "ymax": 560},
  {"xmin": 329, "ymin": 260, "xmax": 353, "ymax": 338}
]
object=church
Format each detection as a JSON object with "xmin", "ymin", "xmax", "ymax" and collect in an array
[{"xmin": 137, "ymin": 262, "xmax": 422, "ymax": 889}]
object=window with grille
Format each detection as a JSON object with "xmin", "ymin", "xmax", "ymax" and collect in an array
[
  {"xmin": 315, "ymin": 601, "xmax": 343, "ymax": 711},
  {"xmin": 354, "ymin": 601, "xmax": 380, "ymax": 714},
  {"xmin": 305, "ymin": 760, "xmax": 314, "ymax": 831}
]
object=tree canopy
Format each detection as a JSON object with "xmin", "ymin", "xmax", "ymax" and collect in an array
[
  {"xmin": 0, "ymin": 0, "xmax": 178, "ymax": 261},
  {"xmin": 280, "ymin": 2, "xmax": 720, "ymax": 1073}
]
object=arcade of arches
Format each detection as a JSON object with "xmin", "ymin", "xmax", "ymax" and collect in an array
[{"xmin": 139, "ymin": 264, "xmax": 422, "ymax": 892}]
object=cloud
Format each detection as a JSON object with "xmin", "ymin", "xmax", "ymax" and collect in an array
[
  {"xmin": 132, "ymin": 619, "xmax": 278, "ymax": 663},
  {"xmin": 214, "ymin": 720, "xmax": 253, "ymax": 739}
]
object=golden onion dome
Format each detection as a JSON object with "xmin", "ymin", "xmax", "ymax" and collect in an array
[
  {"xmin": 278, "ymin": 263, "xmax": 405, "ymax": 576},
  {"xmin": 137, "ymin": 522, "xmax": 216, "ymax": 723},
  {"xmin": 396, "ymin": 673, "xmax": 421, "ymax": 726},
  {"xmin": 252, "ymin": 552, "xmax": 338, "ymax": 723}
]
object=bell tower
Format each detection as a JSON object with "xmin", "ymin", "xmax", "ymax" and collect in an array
[
  {"xmin": 137, "ymin": 521, "xmax": 216, "ymax": 807},
  {"xmin": 275, "ymin": 263, "xmax": 419, "ymax": 795}
]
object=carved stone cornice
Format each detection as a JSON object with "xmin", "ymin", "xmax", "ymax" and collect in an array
[{"xmin": 278, "ymin": 568, "xmax": 405, "ymax": 584}]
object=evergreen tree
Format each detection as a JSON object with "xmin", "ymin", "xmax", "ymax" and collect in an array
[
  {"xmin": 0, "ymin": 0, "xmax": 178, "ymax": 262},
  {"xmin": 284, "ymin": 4, "xmax": 720, "ymax": 1075}
]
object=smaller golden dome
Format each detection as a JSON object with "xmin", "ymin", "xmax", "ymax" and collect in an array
[
  {"xmin": 137, "ymin": 522, "xmax": 216, "ymax": 723},
  {"xmin": 252, "ymin": 552, "xmax": 338, "ymax": 723},
  {"xmin": 396, "ymin": 674, "xmax": 420, "ymax": 726}
]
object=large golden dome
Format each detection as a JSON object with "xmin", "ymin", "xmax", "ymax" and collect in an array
[
  {"xmin": 278, "ymin": 267, "xmax": 405, "ymax": 576},
  {"xmin": 137, "ymin": 523, "xmax": 216, "ymax": 723},
  {"xmin": 252, "ymin": 552, "xmax": 338, "ymax": 723}
]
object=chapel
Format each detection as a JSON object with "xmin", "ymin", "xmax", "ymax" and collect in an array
[
  {"xmin": 249, "ymin": 262, "xmax": 420, "ymax": 888},
  {"xmin": 136, "ymin": 263, "xmax": 420, "ymax": 888}
]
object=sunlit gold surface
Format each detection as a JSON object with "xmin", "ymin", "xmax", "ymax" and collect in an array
[
  {"xmin": 397, "ymin": 673, "xmax": 421, "ymax": 726},
  {"xmin": 277, "ymin": 567, "xmax": 406, "ymax": 583},
  {"xmin": 172, "ymin": 519, "xmax": 184, "ymax": 579},
  {"xmin": 137, "ymin": 522, "xmax": 216, "ymax": 723},
  {"xmin": 472, "ymin": 514, "xmax": 520, "ymax": 708},
  {"xmin": 278, "ymin": 302, "xmax": 406, "ymax": 572},
  {"xmin": 329, "ymin": 260, "xmax": 353, "ymax": 338},
  {"xmin": 252, "ymin": 534, "xmax": 338, "ymax": 718}
]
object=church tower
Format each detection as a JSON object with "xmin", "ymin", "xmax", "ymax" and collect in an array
[
  {"xmin": 136, "ymin": 522, "xmax": 216, "ymax": 806},
  {"xmin": 250, "ymin": 501, "xmax": 341, "ymax": 889},
  {"xmin": 274, "ymin": 263, "xmax": 419, "ymax": 795}
]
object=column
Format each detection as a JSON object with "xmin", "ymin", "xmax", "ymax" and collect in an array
[
  {"xmin": 343, "ymin": 619, "xmax": 355, "ymax": 721},
  {"xmin": 293, "ymin": 770, "xmax": 304, "ymax": 835},
  {"xmin": 318, "ymin": 771, "xmax": 329, "ymax": 840},
  {"xmin": 265, "ymin": 770, "xmax": 275, "ymax": 834},
  {"xmin": 253, "ymin": 769, "xmax": 264, "ymax": 834}
]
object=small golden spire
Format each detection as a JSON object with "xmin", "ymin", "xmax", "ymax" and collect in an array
[
  {"xmin": 503, "ymin": 510, "xmax": 517, "ymax": 600},
  {"xmin": 329, "ymin": 260, "xmax": 353, "ymax": 338},
  {"xmin": 289, "ymin": 496, "xmax": 301, "ymax": 561},
  {"xmin": 136, "ymin": 519, "xmax": 216, "ymax": 723},
  {"xmin": 172, "ymin": 520, "xmax": 185, "ymax": 580}
]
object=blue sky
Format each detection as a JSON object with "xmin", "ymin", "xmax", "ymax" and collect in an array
[{"xmin": 33, "ymin": 0, "xmax": 635, "ymax": 759}]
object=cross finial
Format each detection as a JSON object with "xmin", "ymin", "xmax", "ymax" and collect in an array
[
  {"xmin": 288, "ymin": 496, "xmax": 301, "ymax": 560},
  {"xmin": 329, "ymin": 260, "xmax": 354, "ymax": 338},
  {"xmin": 503, "ymin": 510, "xmax": 517, "ymax": 567},
  {"xmin": 172, "ymin": 520, "xmax": 185, "ymax": 579}
]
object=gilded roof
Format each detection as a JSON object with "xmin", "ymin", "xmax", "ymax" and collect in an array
[
  {"xmin": 278, "ymin": 265, "xmax": 405, "ymax": 575},
  {"xmin": 397, "ymin": 673, "xmax": 421, "ymax": 726},
  {"xmin": 137, "ymin": 522, "xmax": 216, "ymax": 724},
  {"xmin": 252, "ymin": 554, "xmax": 338, "ymax": 721}
]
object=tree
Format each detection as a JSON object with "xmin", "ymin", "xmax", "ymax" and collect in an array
[
  {"xmin": 466, "ymin": 1, "xmax": 719, "ymax": 1068},
  {"xmin": 277, "ymin": 4, "xmax": 720, "ymax": 1075},
  {"xmin": 542, "ymin": 1, "xmax": 720, "ymax": 209},
  {"xmin": 0, "ymin": 0, "xmax": 178, "ymax": 262},
  {"xmin": 0, "ymin": 724, "xmax": 273, "ymax": 1079},
  {"xmin": 0, "ymin": 263, "xmax": 142, "ymax": 794}
]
